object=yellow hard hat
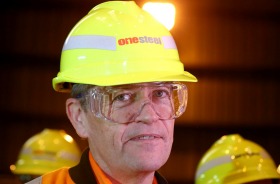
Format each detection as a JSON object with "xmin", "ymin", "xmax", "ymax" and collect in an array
[
  {"xmin": 52, "ymin": 1, "xmax": 197, "ymax": 92},
  {"xmin": 11, "ymin": 129, "xmax": 81, "ymax": 175},
  {"xmin": 195, "ymin": 134, "xmax": 280, "ymax": 184}
]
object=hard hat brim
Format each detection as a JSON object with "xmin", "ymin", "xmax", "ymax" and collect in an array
[{"xmin": 53, "ymin": 71, "xmax": 197, "ymax": 93}]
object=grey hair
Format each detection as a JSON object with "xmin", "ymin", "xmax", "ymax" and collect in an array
[{"xmin": 71, "ymin": 84, "xmax": 94, "ymax": 111}]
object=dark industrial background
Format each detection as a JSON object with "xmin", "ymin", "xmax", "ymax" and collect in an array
[{"xmin": 1, "ymin": 0, "xmax": 280, "ymax": 183}]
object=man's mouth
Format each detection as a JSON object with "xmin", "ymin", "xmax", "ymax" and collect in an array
[{"xmin": 131, "ymin": 135, "xmax": 161, "ymax": 141}]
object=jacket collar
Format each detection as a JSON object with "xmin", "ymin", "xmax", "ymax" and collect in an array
[{"xmin": 69, "ymin": 148, "xmax": 168, "ymax": 184}]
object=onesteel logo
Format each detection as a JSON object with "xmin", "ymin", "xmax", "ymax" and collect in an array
[{"xmin": 118, "ymin": 36, "xmax": 162, "ymax": 46}]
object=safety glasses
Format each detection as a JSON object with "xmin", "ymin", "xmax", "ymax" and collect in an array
[{"xmin": 83, "ymin": 82, "xmax": 188, "ymax": 123}]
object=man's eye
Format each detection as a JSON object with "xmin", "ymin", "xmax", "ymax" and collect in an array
[
  {"xmin": 114, "ymin": 93, "xmax": 131, "ymax": 102},
  {"xmin": 154, "ymin": 90, "xmax": 169, "ymax": 98}
]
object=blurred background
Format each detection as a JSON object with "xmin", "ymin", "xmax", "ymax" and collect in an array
[{"xmin": 1, "ymin": 0, "xmax": 280, "ymax": 183}]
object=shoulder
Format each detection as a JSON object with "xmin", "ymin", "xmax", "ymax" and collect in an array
[
  {"xmin": 155, "ymin": 171, "xmax": 168, "ymax": 184},
  {"xmin": 26, "ymin": 176, "xmax": 42, "ymax": 184},
  {"xmin": 26, "ymin": 167, "xmax": 74, "ymax": 184}
]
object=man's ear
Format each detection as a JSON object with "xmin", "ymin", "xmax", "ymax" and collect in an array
[{"xmin": 66, "ymin": 98, "xmax": 88, "ymax": 138}]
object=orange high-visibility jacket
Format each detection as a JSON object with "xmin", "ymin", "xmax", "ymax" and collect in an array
[{"xmin": 26, "ymin": 148, "xmax": 168, "ymax": 184}]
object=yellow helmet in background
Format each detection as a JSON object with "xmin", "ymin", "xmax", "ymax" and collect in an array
[
  {"xmin": 52, "ymin": 1, "xmax": 197, "ymax": 93},
  {"xmin": 195, "ymin": 134, "xmax": 280, "ymax": 184},
  {"xmin": 11, "ymin": 129, "xmax": 81, "ymax": 175}
]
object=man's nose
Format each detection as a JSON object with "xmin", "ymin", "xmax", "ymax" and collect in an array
[{"xmin": 134, "ymin": 102, "xmax": 160, "ymax": 124}]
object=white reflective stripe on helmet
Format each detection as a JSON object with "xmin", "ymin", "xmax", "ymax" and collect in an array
[
  {"xmin": 162, "ymin": 36, "xmax": 177, "ymax": 49},
  {"xmin": 195, "ymin": 150, "xmax": 271, "ymax": 180},
  {"xmin": 195, "ymin": 155, "xmax": 232, "ymax": 179},
  {"xmin": 62, "ymin": 35, "xmax": 177, "ymax": 51},
  {"xmin": 63, "ymin": 35, "xmax": 117, "ymax": 51}
]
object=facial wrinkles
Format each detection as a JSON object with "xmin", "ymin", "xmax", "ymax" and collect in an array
[
  {"xmin": 92, "ymin": 120, "xmax": 173, "ymax": 179},
  {"xmin": 121, "ymin": 88, "xmax": 174, "ymax": 144},
  {"xmin": 136, "ymin": 87, "xmax": 173, "ymax": 120},
  {"xmin": 119, "ymin": 119, "xmax": 174, "ymax": 173},
  {"xmin": 99, "ymin": 123, "xmax": 140, "ymax": 177},
  {"xmin": 84, "ymin": 112, "xmax": 111, "ymax": 156},
  {"xmin": 84, "ymin": 92, "xmax": 175, "ymax": 175},
  {"xmin": 87, "ymin": 118, "xmax": 126, "ymax": 177},
  {"xmin": 111, "ymin": 88, "xmax": 161, "ymax": 124},
  {"xmin": 122, "ymin": 119, "xmax": 174, "ymax": 145}
]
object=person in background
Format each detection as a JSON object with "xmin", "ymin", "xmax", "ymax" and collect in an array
[
  {"xmin": 10, "ymin": 129, "xmax": 81, "ymax": 183},
  {"xmin": 195, "ymin": 134, "xmax": 280, "ymax": 184},
  {"xmin": 27, "ymin": 1, "xmax": 197, "ymax": 184}
]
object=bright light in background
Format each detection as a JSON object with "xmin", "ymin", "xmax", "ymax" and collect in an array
[
  {"xmin": 142, "ymin": 2, "xmax": 176, "ymax": 31},
  {"xmin": 64, "ymin": 134, "xmax": 74, "ymax": 143}
]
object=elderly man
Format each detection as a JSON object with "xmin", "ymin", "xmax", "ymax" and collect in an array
[{"xmin": 28, "ymin": 1, "xmax": 197, "ymax": 184}]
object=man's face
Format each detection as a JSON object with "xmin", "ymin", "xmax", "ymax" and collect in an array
[{"xmin": 80, "ymin": 84, "xmax": 176, "ymax": 176}]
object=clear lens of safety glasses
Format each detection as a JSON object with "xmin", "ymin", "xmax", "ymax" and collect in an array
[{"xmin": 88, "ymin": 83, "xmax": 188, "ymax": 123}]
